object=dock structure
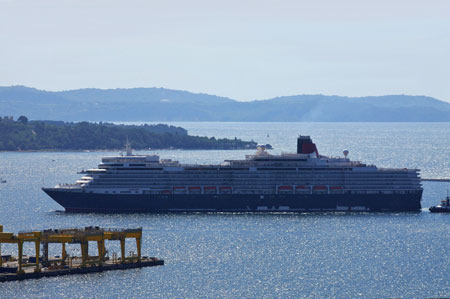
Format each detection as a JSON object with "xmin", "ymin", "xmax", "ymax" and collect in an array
[
  {"xmin": 0, "ymin": 226, "xmax": 163, "ymax": 282},
  {"xmin": 421, "ymin": 178, "xmax": 450, "ymax": 182}
]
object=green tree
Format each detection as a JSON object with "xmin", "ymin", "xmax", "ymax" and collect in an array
[{"xmin": 17, "ymin": 115, "xmax": 28, "ymax": 124}]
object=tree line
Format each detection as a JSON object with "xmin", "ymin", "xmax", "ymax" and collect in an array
[{"xmin": 0, "ymin": 117, "xmax": 258, "ymax": 151}]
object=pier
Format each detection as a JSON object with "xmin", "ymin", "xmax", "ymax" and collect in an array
[
  {"xmin": 421, "ymin": 178, "xmax": 450, "ymax": 182},
  {"xmin": 0, "ymin": 225, "xmax": 164, "ymax": 282}
]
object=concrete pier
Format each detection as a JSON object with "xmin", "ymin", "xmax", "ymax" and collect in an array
[{"xmin": 0, "ymin": 258, "xmax": 164, "ymax": 282}]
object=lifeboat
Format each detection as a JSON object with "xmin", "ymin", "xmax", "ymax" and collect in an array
[
  {"xmin": 203, "ymin": 186, "xmax": 217, "ymax": 194},
  {"xmin": 277, "ymin": 185, "xmax": 293, "ymax": 194},
  {"xmin": 188, "ymin": 186, "xmax": 202, "ymax": 194},
  {"xmin": 295, "ymin": 185, "xmax": 310, "ymax": 193},
  {"xmin": 313, "ymin": 186, "xmax": 328, "ymax": 193}
]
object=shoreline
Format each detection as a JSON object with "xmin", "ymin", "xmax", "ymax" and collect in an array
[{"xmin": 0, "ymin": 147, "xmax": 258, "ymax": 153}]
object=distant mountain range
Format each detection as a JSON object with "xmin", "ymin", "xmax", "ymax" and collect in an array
[{"xmin": 1, "ymin": 86, "xmax": 449, "ymax": 122}]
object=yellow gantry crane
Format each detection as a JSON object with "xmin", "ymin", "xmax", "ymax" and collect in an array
[
  {"xmin": 0, "ymin": 226, "xmax": 143, "ymax": 274},
  {"xmin": 0, "ymin": 225, "xmax": 41, "ymax": 274},
  {"xmin": 104, "ymin": 228, "xmax": 142, "ymax": 264}
]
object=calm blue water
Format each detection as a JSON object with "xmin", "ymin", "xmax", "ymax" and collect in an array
[{"xmin": 0, "ymin": 122, "xmax": 449, "ymax": 298}]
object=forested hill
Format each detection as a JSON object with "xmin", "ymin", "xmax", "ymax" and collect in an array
[
  {"xmin": 0, "ymin": 118, "xmax": 258, "ymax": 151},
  {"xmin": 1, "ymin": 86, "xmax": 450, "ymax": 122}
]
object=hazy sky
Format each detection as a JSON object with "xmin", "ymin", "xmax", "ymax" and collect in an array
[{"xmin": 1, "ymin": 0, "xmax": 449, "ymax": 102}]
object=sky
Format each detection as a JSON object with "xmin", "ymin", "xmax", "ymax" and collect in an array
[{"xmin": 1, "ymin": 0, "xmax": 449, "ymax": 102}]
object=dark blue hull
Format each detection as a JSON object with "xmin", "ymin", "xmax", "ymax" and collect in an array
[
  {"xmin": 429, "ymin": 206, "xmax": 450, "ymax": 213},
  {"xmin": 43, "ymin": 188, "xmax": 422, "ymax": 213}
]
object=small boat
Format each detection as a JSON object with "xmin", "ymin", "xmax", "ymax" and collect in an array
[
  {"xmin": 429, "ymin": 193, "xmax": 450, "ymax": 213},
  {"xmin": 0, "ymin": 178, "xmax": 6, "ymax": 184}
]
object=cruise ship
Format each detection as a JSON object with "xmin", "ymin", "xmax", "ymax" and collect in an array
[{"xmin": 42, "ymin": 136, "xmax": 422, "ymax": 213}]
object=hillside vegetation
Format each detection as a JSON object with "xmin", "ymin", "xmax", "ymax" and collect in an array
[
  {"xmin": 1, "ymin": 86, "xmax": 450, "ymax": 122},
  {"xmin": 0, "ymin": 117, "xmax": 257, "ymax": 151}
]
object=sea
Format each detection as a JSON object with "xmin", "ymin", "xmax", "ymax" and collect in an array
[{"xmin": 0, "ymin": 122, "xmax": 449, "ymax": 298}]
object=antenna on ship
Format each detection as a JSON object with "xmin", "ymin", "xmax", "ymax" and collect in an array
[{"xmin": 125, "ymin": 137, "xmax": 133, "ymax": 156}]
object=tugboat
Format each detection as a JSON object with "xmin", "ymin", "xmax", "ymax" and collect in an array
[{"xmin": 429, "ymin": 192, "xmax": 450, "ymax": 213}]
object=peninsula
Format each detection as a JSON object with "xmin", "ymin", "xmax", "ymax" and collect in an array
[{"xmin": 0, "ymin": 117, "xmax": 258, "ymax": 151}]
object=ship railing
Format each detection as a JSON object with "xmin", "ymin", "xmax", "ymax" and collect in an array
[
  {"xmin": 378, "ymin": 168, "xmax": 420, "ymax": 172},
  {"xmin": 78, "ymin": 168, "xmax": 106, "ymax": 174},
  {"xmin": 182, "ymin": 164, "xmax": 220, "ymax": 168},
  {"xmin": 56, "ymin": 183, "xmax": 81, "ymax": 189}
]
